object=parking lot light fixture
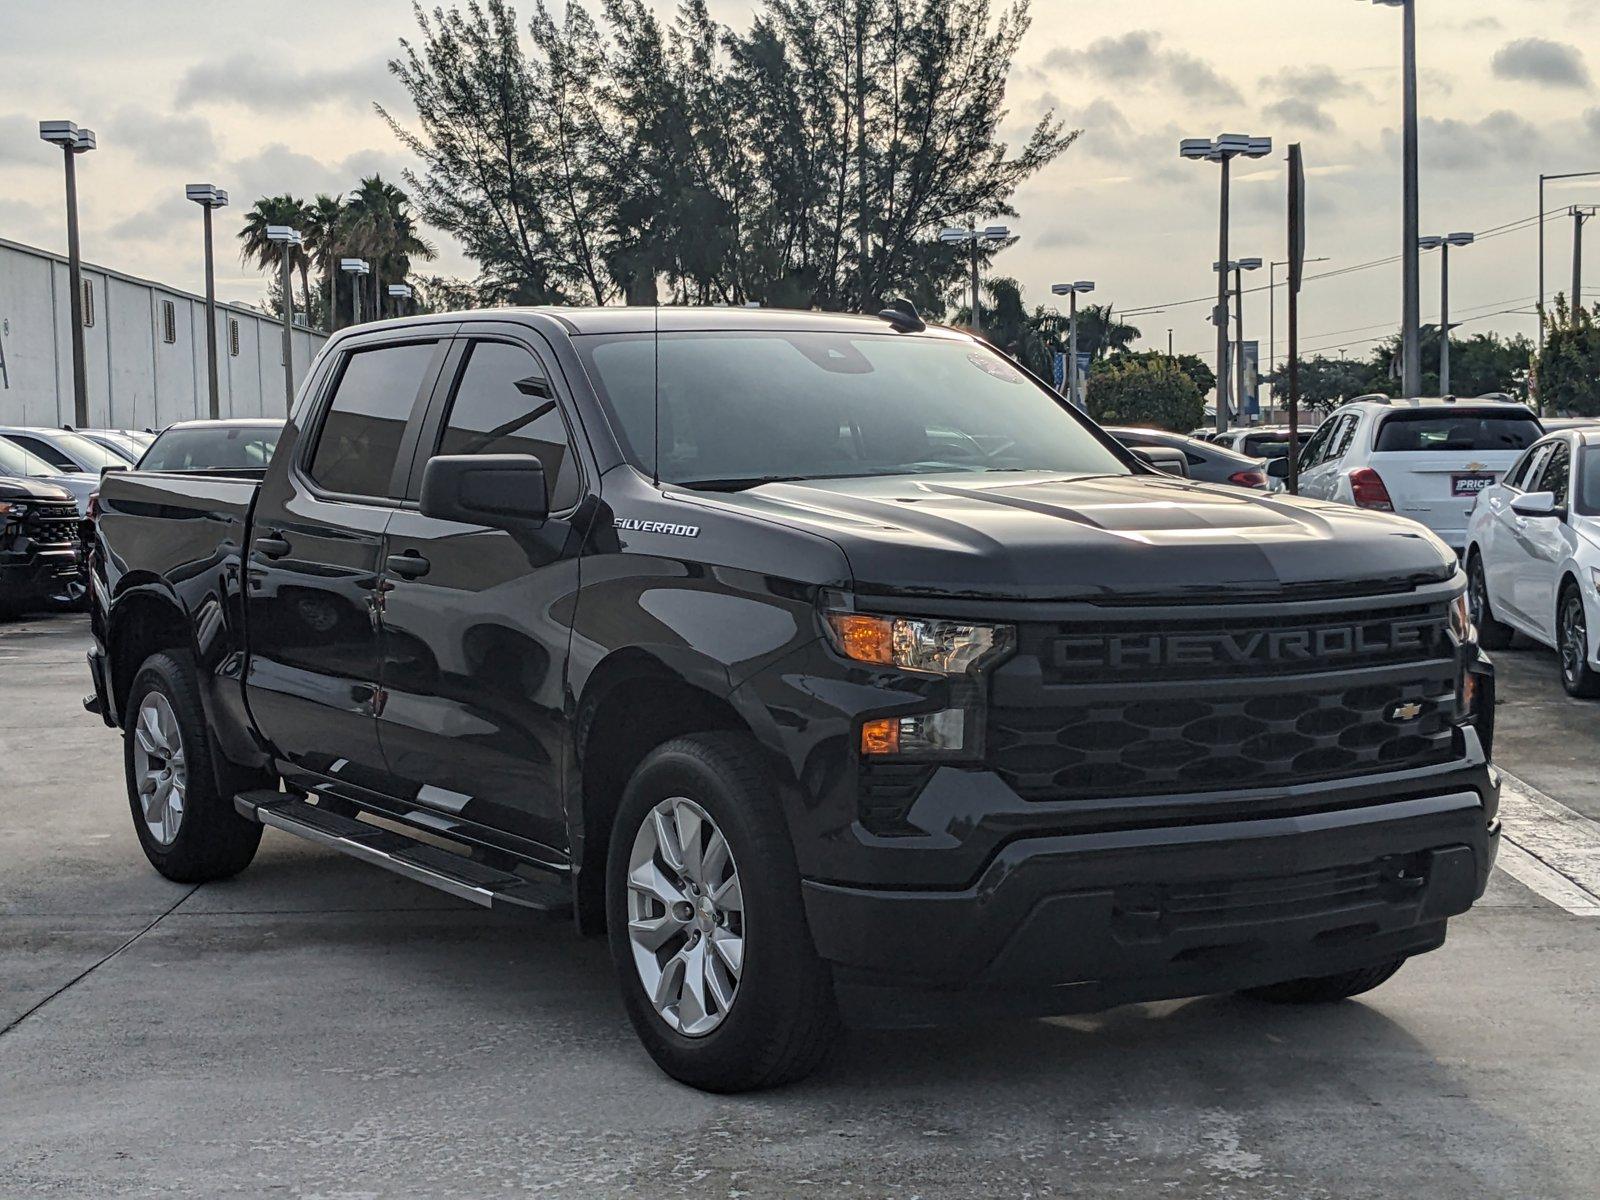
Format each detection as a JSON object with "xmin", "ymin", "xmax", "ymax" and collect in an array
[
  {"xmin": 1215, "ymin": 259, "xmax": 1264, "ymax": 421},
  {"xmin": 40, "ymin": 120, "xmax": 97, "ymax": 428},
  {"xmin": 1181, "ymin": 133, "xmax": 1272, "ymax": 432},
  {"xmin": 387, "ymin": 283, "xmax": 413, "ymax": 317},
  {"xmin": 265, "ymin": 226, "xmax": 303, "ymax": 412},
  {"xmin": 186, "ymin": 185, "xmax": 229, "ymax": 419},
  {"xmin": 939, "ymin": 225, "xmax": 1015, "ymax": 337},
  {"xmin": 1051, "ymin": 281, "xmax": 1096, "ymax": 409},
  {"xmin": 1420, "ymin": 232, "xmax": 1475, "ymax": 396},
  {"xmin": 340, "ymin": 259, "xmax": 370, "ymax": 326}
]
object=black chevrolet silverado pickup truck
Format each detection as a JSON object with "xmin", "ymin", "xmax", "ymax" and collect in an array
[
  {"xmin": 1, "ymin": 474, "xmax": 82, "ymax": 616},
  {"xmin": 87, "ymin": 307, "xmax": 1499, "ymax": 1092}
]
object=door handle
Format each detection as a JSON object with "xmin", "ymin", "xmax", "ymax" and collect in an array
[
  {"xmin": 253, "ymin": 532, "xmax": 291, "ymax": 559},
  {"xmin": 385, "ymin": 551, "xmax": 431, "ymax": 580}
]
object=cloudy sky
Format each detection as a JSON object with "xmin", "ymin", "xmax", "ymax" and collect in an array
[{"xmin": 4, "ymin": 0, "xmax": 1598, "ymax": 365}]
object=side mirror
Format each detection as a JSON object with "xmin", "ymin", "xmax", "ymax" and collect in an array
[
  {"xmin": 1266, "ymin": 458, "xmax": 1291, "ymax": 480},
  {"xmin": 421, "ymin": 454, "xmax": 548, "ymax": 528},
  {"xmin": 100, "ymin": 464, "xmax": 128, "ymax": 478},
  {"xmin": 1511, "ymin": 490, "xmax": 1560, "ymax": 518}
]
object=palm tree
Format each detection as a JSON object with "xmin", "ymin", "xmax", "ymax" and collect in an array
[
  {"xmin": 302, "ymin": 193, "xmax": 349, "ymax": 329},
  {"xmin": 1075, "ymin": 304, "xmax": 1142, "ymax": 361},
  {"xmin": 239, "ymin": 195, "xmax": 314, "ymax": 320},
  {"xmin": 344, "ymin": 175, "xmax": 436, "ymax": 318}
]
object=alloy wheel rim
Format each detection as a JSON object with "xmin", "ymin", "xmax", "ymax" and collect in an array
[
  {"xmin": 626, "ymin": 796, "xmax": 744, "ymax": 1037},
  {"xmin": 132, "ymin": 692, "xmax": 186, "ymax": 846},
  {"xmin": 1562, "ymin": 596, "xmax": 1587, "ymax": 684}
]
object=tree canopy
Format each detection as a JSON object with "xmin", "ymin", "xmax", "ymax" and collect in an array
[
  {"xmin": 1086, "ymin": 357, "xmax": 1204, "ymax": 432},
  {"xmin": 380, "ymin": 0, "xmax": 1075, "ymax": 310},
  {"xmin": 1537, "ymin": 297, "xmax": 1600, "ymax": 416}
]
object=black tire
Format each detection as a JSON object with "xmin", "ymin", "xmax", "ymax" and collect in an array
[
  {"xmin": 606, "ymin": 732, "xmax": 840, "ymax": 1092},
  {"xmin": 1467, "ymin": 550, "xmax": 1513, "ymax": 651},
  {"xmin": 123, "ymin": 651, "xmax": 265, "ymax": 883},
  {"xmin": 1557, "ymin": 584, "xmax": 1600, "ymax": 698},
  {"xmin": 1242, "ymin": 956, "xmax": 1405, "ymax": 1004}
]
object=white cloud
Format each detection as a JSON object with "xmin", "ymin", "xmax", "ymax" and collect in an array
[{"xmin": 1491, "ymin": 38, "xmax": 1591, "ymax": 90}]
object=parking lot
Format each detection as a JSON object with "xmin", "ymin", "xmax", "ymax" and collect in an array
[{"xmin": 2, "ymin": 612, "xmax": 1598, "ymax": 1198}]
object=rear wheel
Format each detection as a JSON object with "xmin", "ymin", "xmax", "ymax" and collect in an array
[
  {"xmin": 1467, "ymin": 551, "xmax": 1513, "ymax": 650},
  {"xmin": 606, "ymin": 733, "xmax": 839, "ymax": 1092},
  {"xmin": 123, "ymin": 651, "xmax": 265, "ymax": 882},
  {"xmin": 1242, "ymin": 957, "xmax": 1406, "ymax": 1004},
  {"xmin": 1557, "ymin": 585, "xmax": 1600, "ymax": 698}
]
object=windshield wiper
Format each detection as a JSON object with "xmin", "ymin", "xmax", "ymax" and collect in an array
[{"xmin": 675, "ymin": 475, "xmax": 813, "ymax": 492}]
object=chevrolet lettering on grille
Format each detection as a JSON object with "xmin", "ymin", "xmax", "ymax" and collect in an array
[{"xmin": 1053, "ymin": 617, "xmax": 1439, "ymax": 670}]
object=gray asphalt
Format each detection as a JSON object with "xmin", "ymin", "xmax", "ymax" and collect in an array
[{"xmin": 3, "ymin": 613, "xmax": 1598, "ymax": 1198}]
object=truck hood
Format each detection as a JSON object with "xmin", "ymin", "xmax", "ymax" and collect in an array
[
  {"xmin": 698, "ymin": 471, "xmax": 1458, "ymax": 602},
  {"xmin": 0, "ymin": 475, "xmax": 78, "ymax": 503}
]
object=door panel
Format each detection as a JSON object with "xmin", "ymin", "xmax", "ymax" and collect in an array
[
  {"xmin": 1513, "ymin": 439, "xmax": 1571, "ymax": 643},
  {"xmin": 245, "ymin": 336, "xmax": 447, "ymax": 788},
  {"xmin": 1489, "ymin": 442, "xmax": 1551, "ymax": 624},
  {"xmin": 374, "ymin": 336, "xmax": 588, "ymax": 848}
]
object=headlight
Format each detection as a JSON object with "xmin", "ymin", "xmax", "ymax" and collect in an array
[
  {"xmin": 1449, "ymin": 591, "xmax": 1474, "ymax": 644},
  {"xmin": 0, "ymin": 501, "xmax": 28, "ymax": 518},
  {"xmin": 823, "ymin": 612, "xmax": 1013, "ymax": 675}
]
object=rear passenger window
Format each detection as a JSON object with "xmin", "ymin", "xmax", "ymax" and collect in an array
[
  {"xmin": 436, "ymin": 341, "xmax": 580, "ymax": 511},
  {"xmin": 308, "ymin": 341, "xmax": 437, "ymax": 498}
]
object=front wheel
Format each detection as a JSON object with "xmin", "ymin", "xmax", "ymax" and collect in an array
[
  {"xmin": 123, "ymin": 651, "xmax": 265, "ymax": 882},
  {"xmin": 1557, "ymin": 586, "xmax": 1600, "ymax": 698},
  {"xmin": 1241, "ymin": 957, "xmax": 1406, "ymax": 1004},
  {"xmin": 606, "ymin": 733, "xmax": 839, "ymax": 1092}
]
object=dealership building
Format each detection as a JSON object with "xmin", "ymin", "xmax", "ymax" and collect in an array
[{"xmin": 0, "ymin": 236, "xmax": 326, "ymax": 430}]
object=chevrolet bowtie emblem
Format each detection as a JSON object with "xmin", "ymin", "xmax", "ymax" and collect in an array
[
  {"xmin": 1389, "ymin": 701, "xmax": 1424, "ymax": 722},
  {"xmin": 1465, "ymin": 462, "xmax": 1487, "ymax": 472}
]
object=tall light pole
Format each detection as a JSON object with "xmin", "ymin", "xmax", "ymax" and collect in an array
[
  {"xmin": 186, "ymin": 184, "xmax": 229, "ymax": 419},
  {"xmin": 265, "ymin": 225, "xmax": 303, "ymax": 413},
  {"xmin": 1538, "ymin": 171, "xmax": 1600, "ymax": 352},
  {"xmin": 39, "ymin": 120, "xmax": 96, "ymax": 429},
  {"xmin": 341, "ymin": 259, "xmax": 370, "ymax": 326},
  {"xmin": 1363, "ymin": 0, "xmax": 1422, "ymax": 397},
  {"xmin": 1051, "ymin": 281, "xmax": 1096, "ymax": 409},
  {"xmin": 1419, "ymin": 232, "xmax": 1474, "ymax": 395},
  {"xmin": 1181, "ymin": 133, "xmax": 1273, "ymax": 432},
  {"xmin": 1217, "ymin": 258, "xmax": 1263, "ymax": 422},
  {"xmin": 939, "ymin": 224, "xmax": 1012, "ymax": 337},
  {"xmin": 1573, "ymin": 206, "xmax": 1598, "ymax": 314},
  {"xmin": 387, "ymin": 283, "xmax": 413, "ymax": 318}
]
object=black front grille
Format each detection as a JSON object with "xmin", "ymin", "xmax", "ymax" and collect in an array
[
  {"xmin": 24, "ymin": 503, "xmax": 80, "ymax": 547},
  {"xmin": 987, "ymin": 596, "xmax": 1461, "ymax": 803}
]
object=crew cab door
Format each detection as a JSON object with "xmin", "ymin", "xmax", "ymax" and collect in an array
[
  {"xmin": 373, "ymin": 331, "xmax": 590, "ymax": 849},
  {"xmin": 245, "ymin": 330, "xmax": 450, "ymax": 788},
  {"xmin": 1296, "ymin": 415, "xmax": 1350, "ymax": 500},
  {"xmin": 1485, "ymin": 440, "xmax": 1552, "ymax": 627}
]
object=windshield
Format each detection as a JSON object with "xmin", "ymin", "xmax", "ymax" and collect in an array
[
  {"xmin": 0, "ymin": 437, "xmax": 64, "ymax": 478},
  {"xmin": 1241, "ymin": 433, "xmax": 1298, "ymax": 459},
  {"xmin": 577, "ymin": 331, "xmax": 1128, "ymax": 487},
  {"xmin": 139, "ymin": 425, "xmax": 282, "ymax": 472},
  {"xmin": 1373, "ymin": 410, "xmax": 1542, "ymax": 453}
]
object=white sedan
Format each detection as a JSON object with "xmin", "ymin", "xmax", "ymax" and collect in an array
[{"xmin": 1465, "ymin": 427, "xmax": 1600, "ymax": 697}]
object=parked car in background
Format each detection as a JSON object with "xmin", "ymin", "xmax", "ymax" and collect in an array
[
  {"xmin": 134, "ymin": 419, "xmax": 283, "ymax": 473},
  {"xmin": 0, "ymin": 435, "xmax": 96, "ymax": 516},
  {"xmin": 0, "ymin": 426, "xmax": 129, "ymax": 479},
  {"xmin": 1214, "ymin": 427, "xmax": 1316, "ymax": 463},
  {"xmin": 1537, "ymin": 417, "xmax": 1600, "ymax": 434},
  {"xmin": 1466, "ymin": 427, "xmax": 1600, "ymax": 697},
  {"xmin": 77, "ymin": 428, "xmax": 156, "ymax": 463},
  {"xmin": 0, "ymin": 473, "xmax": 82, "ymax": 617},
  {"xmin": 1106, "ymin": 427, "xmax": 1271, "ymax": 489},
  {"xmin": 1296, "ymin": 397, "xmax": 1543, "ymax": 552}
]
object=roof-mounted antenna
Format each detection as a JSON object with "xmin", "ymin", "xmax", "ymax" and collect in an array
[{"xmin": 876, "ymin": 297, "xmax": 926, "ymax": 333}]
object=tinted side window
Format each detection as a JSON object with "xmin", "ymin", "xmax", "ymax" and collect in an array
[
  {"xmin": 1328, "ymin": 416, "xmax": 1360, "ymax": 462},
  {"xmin": 1299, "ymin": 418, "xmax": 1336, "ymax": 468},
  {"xmin": 9, "ymin": 435, "xmax": 74, "ymax": 470},
  {"xmin": 1539, "ymin": 440, "xmax": 1572, "ymax": 508},
  {"xmin": 1506, "ymin": 444, "xmax": 1547, "ymax": 490},
  {"xmin": 308, "ymin": 342, "xmax": 437, "ymax": 498},
  {"xmin": 436, "ymin": 341, "xmax": 580, "ymax": 510}
]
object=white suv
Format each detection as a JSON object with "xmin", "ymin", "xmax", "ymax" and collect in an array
[{"xmin": 1295, "ymin": 397, "xmax": 1543, "ymax": 552}]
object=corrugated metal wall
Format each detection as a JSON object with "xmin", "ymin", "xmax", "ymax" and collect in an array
[{"xmin": 0, "ymin": 237, "xmax": 326, "ymax": 430}]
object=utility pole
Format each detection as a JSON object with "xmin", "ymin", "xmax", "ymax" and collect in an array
[
  {"xmin": 39, "ymin": 120, "xmax": 96, "ymax": 428},
  {"xmin": 1538, "ymin": 171, "xmax": 1600, "ymax": 352},
  {"xmin": 1400, "ymin": 0, "xmax": 1422, "ymax": 398},
  {"xmin": 1574, "ymin": 206, "xmax": 1597, "ymax": 313}
]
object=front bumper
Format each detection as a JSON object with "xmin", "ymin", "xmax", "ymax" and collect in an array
[
  {"xmin": 806, "ymin": 781, "xmax": 1498, "ymax": 1027},
  {"xmin": 0, "ymin": 546, "xmax": 81, "ymax": 603}
]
